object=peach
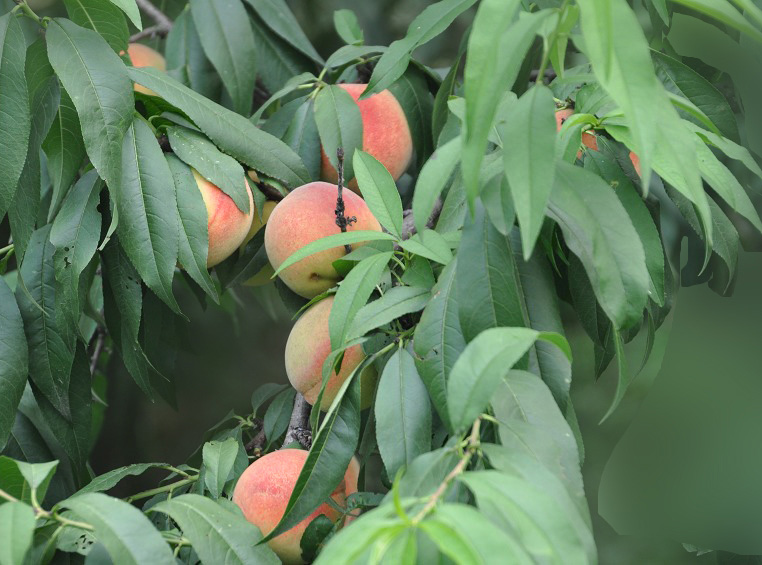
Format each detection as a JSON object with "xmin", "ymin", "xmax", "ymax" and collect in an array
[
  {"xmin": 264, "ymin": 181, "xmax": 382, "ymax": 298},
  {"xmin": 285, "ymin": 296, "xmax": 377, "ymax": 410},
  {"xmin": 126, "ymin": 43, "xmax": 165, "ymax": 96},
  {"xmin": 240, "ymin": 200, "xmax": 277, "ymax": 286},
  {"xmin": 344, "ymin": 456, "xmax": 361, "ymax": 523},
  {"xmin": 191, "ymin": 169, "xmax": 254, "ymax": 268},
  {"xmin": 629, "ymin": 151, "xmax": 641, "ymax": 176},
  {"xmin": 556, "ymin": 108, "xmax": 598, "ymax": 156},
  {"xmin": 232, "ymin": 449, "xmax": 349, "ymax": 565},
  {"xmin": 320, "ymin": 84, "xmax": 413, "ymax": 191}
]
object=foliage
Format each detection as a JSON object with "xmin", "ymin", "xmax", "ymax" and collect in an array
[{"xmin": 0, "ymin": 0, "xmax": 761, "ymax": 562}]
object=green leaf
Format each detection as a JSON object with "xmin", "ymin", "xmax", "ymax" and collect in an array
[
  {"xmin": 63, "ymin": 0, "xmax": 129, "ymax": 53},
  {"xmin": 77, "ymin": 463, "xmax": 170, "ymax": 495},
  {"xmin": 273, "ymin": 231, "xmax": 396, "ymax": 276},
  {"xmin": 249, "ymin": 13, "xmax": 314, "ymax": 95},
  {"xmin": 0, "ymin": 457, "xmax": 58, "ymax": 506},
  {"xmin": 251, "ymin": 383, "xmax": 289, "ymax": 416},
  {"xmin": 202, "ymin": 438, "xmax": 239, "ymax": 499},
  {"xmin": 300, "ymin": 514, "xmax": 335, "ymax": 563},
  {"xmin": 0, "ymin": 501, "xmax": 35, "ymax": 565},
  {"xmin": 432, "ymin": 56, "xmax": 461, "ymax": 143},
  {"xmin": 388, "ymin": 67, "xmax": 434, "ymax": 170},
  {"xmin": 353, "ymin": 150, "xmax": 403, "ymax": 237},
  {"xmin": 412, "ymin": 137, "xmax": 461, "ymax": 234},
  {"xmin": 61, "ymin": 493, "xmax": 175, "ymax": 564},
  {"xmin": 447, "ymin": 328, "xmax": 568, "ymax": 431},
  {"xmin": 375, "ymin": 348, "xmax": 432, "ymax": 479},
  {"xmin": 251, "ymin": 72, "xmax": 316, "ymax": 123},
  {"xmin": 152, "ymin": 494, "xmax": 279, "ymax": 565},
  {"xmin": 167, "ymin": 125, "xmax": 250, "ymax": 213},
  {"xmin": 462, "ymin": 4, "xmax": 549, "ymax": 204},
  {"xmin": 399, "ymin": 229, "xmax": 453, "ymax": 265},
  {"xmin": 15, "ymin": 459, "xmax": 59, "ymax": 495},
  {"xmin": 500, "ymin": 85, "xmax": 557, "ymax": 259},
  {"xmin": 652, "ymin": 50, "xmax": 738, "ymax": 140},
  {"xmin": 106, "ymin": 0, "xmax": 142, "ymax": 31},
  {"xmin": 165, "ymin": 9, "xmax": 221, "ymax": 99},
  {"xmin": 348, "ymin": 286, "xmax": 430, "ymax": 340},
  {"xmin": 0, "ymin": 277, "xmax": 28, "ymax": 450},
  {"xmin": 166, "ymin": 154, "xmax": 218, "ymax": 301},
  {"xmin": 243, "ymin": 0, "xmax": 323, "ymax": 64},
  {"xmin": 43, "ymin": 90, "xmax": 86, "ymax": 221},
  {"xmin": 324, "ymin": 44, "xmax": 386, "ymax": 69},
  {"xmin": 314, "ymin": 85, "xmax": 363, "ymax": 180},
  {"xmin": 128, "ymin": 68, "xmax": 310, "ymax": 187},
  {"xmin": 190, "ymin": 0, "xmax": 257, "ymax": 115},
  {"xmin": 334, "ymin": 9, "xmax": 363, "ymax": 45},
  {"xmin": 670, "ymin": 0, "xmax": 762, "ymax": 43},
  {"xmin": 363, "ymin": 0, "xmax": 477, "ymax": 97},
  {"xmin": 263, "ymin": 387, "xmax": 295, "ymax": 447},
  {"xmin": 46, "ymin": 18, "xmax": 134, "ymax": 190},
  {"xmin": 16, "ymin": 226, "xmax": 75, "ymax": 418},
  {"xmin": 0, "ymin": 13, "xmax": 31, "ymax": 221},
  {"xmin": 329, "ymin": 252, "xmax": 393, "ymax": 350},
  {"xmin": 261, "ymin": 96, "xmax": 321, "ymax": 182},
  {"xmin": 455, "ymin": 204, "xmax": 525, "ymax": 342},
  {"xmin": 50, "ymin": 170, "xmax": 103, "ymax": 340},
  {"xmin": 115, "ymin": 116, "xmax": 180, "ymax": 313},
  {"xmin": 547, "ymin": 160, "xmax": 649, "ymax": 330}
]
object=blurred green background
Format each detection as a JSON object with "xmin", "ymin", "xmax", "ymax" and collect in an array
[{"xmin": 10, "ymin": 0, "xmax": 762, "ymax": 563}]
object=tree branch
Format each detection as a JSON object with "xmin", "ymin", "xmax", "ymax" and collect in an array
[
  {"xmin": 129, "ymin": 0, "xmax": 173, "ymax": 42},
  {"xmin": 282, "ymin": 393, "xmax": 312, "ymax": 449},
  {"xmin": 399, "ymin": 197, "xmax": 443, "ymax": 241},
  {"xmin": 90, "ymin": 327, "xmax": 106, "ymax": 376}
]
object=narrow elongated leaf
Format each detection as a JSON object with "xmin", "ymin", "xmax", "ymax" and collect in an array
[
  {"xmin": 165, "ymin": 9, "xmax": 221, "ymax": 100},
  {"xmin": 547, "ymin": 161, "xmax": 649, "ymax": 331},
  {"xmin": 398, "ymin": 229, "xmax": 453, "ymax": 265},
  {"xmin": 363, "ymin": 0, "xmax": 478, "ymax": 97},
  {"xmin": 128, "ymin": 67, "xmax": 310, "ymax": 187},
  {"xmin": 0, "ymin": 13, "xmax": 31, "ymax": 220},
  {"xmin": 263, "ymin": 387, "xmax": 295, "ymax": 446},
  {"xmin": 190, "ymin": 0, "xmax": 256, "ymax": 115},
  {"xmin": 0, "ymin": 278, "xmax": 28, "ymax": 450},
  {"xmin": 412, "ymin": 137, "xmax": 461, "ymax": 234},
  {"xmin": 261, "ymin": 97, "xmax": 321, "ymax": 181},
  {"xmin": 353, "ymin": 151, "xmax": 403, "ymax": 237},
  {"xmin": 348, "ymin": 286, "xmax": 430, "ymax": 340},
  {"xmin": 670, "ymin": 0, "xmax": 762, "ymax": 43},
  {"xmin": 375, "ymin": 349, "xmax": 431, "ymax": 479},
  {"xmin": 77, "ymin": 463, "xmax": 169, "ymax": 495},
  {"xmin": 314, "ymin": 85, "xmax": 363, "ymax": 180},
  {"xmin": 153, "ymin": 494, "xmax": 279, "ymax": 565},
  {"xmin": 0, "ymin": 457, "xmax": 58, "ymax": 505},
  {"xmin": 334, "ymin": 9, "xmax": 363, "ymax": 45},
  {"xmin": 167, "ymin": 125, "xmax": 249, "ymax": 213},
  {"xmin": 249, "ymin": 13, "xmax": 314, "ymax": 94},
  {"xmin": 16, "ymin": 227, "xmax": 75, "ymax": 418},
  {"xmin": 500, "ymin": 85, "xmax": 557, "ymax": 259},
  {"xmin": 115, "ymin": 116, "xmax": 180, "ymax": 313},
  {"xmin": 447, "ymin": 328, "xmax": 568, "ymax": 432},
  {"xmin": 251, "ymin": 72, "xmax": 315, "ymax": 123},
  {"xmin": 61, "ymin": 493, "xmax": 175, "ymax": 565},
  {"xmin": 329, "ymin": 252, "xmax": 393, "ymax": 350},
  {"xmin": 202, "ymin": 438, "xmax": 238, "ymax": 499},
  {"xmin": 46, "ymin": 18, "xmax": 134, "ymax": 190},
  {"xmin": 0, "ymin": 501, "xmax": 35, "ymax": 565},
  {"xmin": 106, "ymin": 0, "xmax": 142, "ymax": 30},
  {"xmin": 243, "ymin": 0, "xmax": 323, "ymax": 63},
  {"xmin": 166, "ymin": 154, "xmax": 217, "ymax": 300},
  {"xmin": 388, "ymin": 67, "xmax": 434, "ymax": 169},
  {"xmin": 63, "ymin": 0, "xmax": 129, "ymax": 53}
]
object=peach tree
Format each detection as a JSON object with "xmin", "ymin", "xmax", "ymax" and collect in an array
[{"xmin": 0, "ymin": 0, "xmax": 760, "ymax": 562}]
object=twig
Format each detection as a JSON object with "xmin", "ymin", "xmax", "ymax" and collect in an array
[
  {"xmin": 399, "ymin": 197, "xmax": 443, "ymax": 242},
  {"xmin": 129, "ymin": 0, "xmax": 173, "ymax": 42},
  {"xmin": 282, "ymin": 393, "xmax": 312, "ymax": 449},
  {"xmin": 256, "ymin": 181, "xmax": 285, "ymax": 202},
  {"xmin": 89, "ymin": 327, "xmax": 106, "ymax": 376},
  {"xmin": 334, "ymin": 148, "xmax": 356, "ymax": 254}
]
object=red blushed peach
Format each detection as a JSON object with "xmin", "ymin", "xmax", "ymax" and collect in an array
[
  {"xmin": 232, "ymin": 449, "xmax": 348, "ymax": 565},
  {"xmin": 344, "ymin": 456, "xmax": 361, "ymax": 523},
  {"xmin": 320, "ymin": 83, "xmax": 413, "ymax": 192},
  {"xmin": 191, "ymin": 169, "xmax": 254, "ymax": 268},
  {"xmin": 556, "ymin": 108, "xmax": 598, "ymax": 157},
  {"xmin": 239, "ymin": 200, "xmax": 277, "ymax": 286},
  {"xmin": 264, "ymin": 181, "xmax": 382, "ymax": 298},
  {"xmin": 285, "ymin": 296, "xmax": 378, "ymax": 410},
  {"xmin": 629, "ymin": 151, "xmax": 641, "ymax": 176},
  {"xmin": 126, "ymin": 43, "xmax": 165, "ymax": 96}
]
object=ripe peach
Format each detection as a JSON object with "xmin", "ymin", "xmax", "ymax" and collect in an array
[
  {"xmin": 320, "ymin": 84, "xmax": 413, "ymax": 191},
  {"xmin": 344, "ymin": 456, "xmax": 361, "ymax": 523},
  {"xmin": 629, "ymin": 151, "xmax": 641, "ymax": 176},
  {"xmin": 285, "ymin": 296, "xmax": 377, "ymax": 410},
  {"xmin": 240, "ymin": 200, "xmax": 277, "ymax": 286},
  {"xmin": 191, "ymin": 169, "xmax": 254, "ymax": 268},
  {"xmin": 126, "ymin": 43, "xmax": 165, "ymax": 96},
  {"xmin": 232, "ymin": 449, "xmax": 349, "ymax": 565},
  {"xmin": 555, "ymin": 108, "xmax": 598, "ymax": 156},
  {"xmin": 264, "ymin": 181, "xmax": 382, "ymax": 298}
]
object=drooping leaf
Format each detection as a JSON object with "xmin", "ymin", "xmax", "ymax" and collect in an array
[
  {"xmin": 0, "ymin": 277, "xmax": 28, "ymax": 451},
  {"xmin": 262, "ymin": 387, "xmax": 295, "ymax": 447},
  {"xmin": 243, "ymin": 0, "xmax": 323, "ymax": 64},
  {"xmin": 249, "ymin": 13, "xmax": 314, "ymax": 94},
  {"xmin": 76, "ymin": 463, "xmax": 170, "ymax": 496},
  {"xmin": 63, "ymin": 0, "xmax": 129, "ymax": 53},
  {"xmin": 0, "ymin": 501, "xmax": 35, "ymax": 565},
  {"xmin": 106, "ymin": 0, "xmax": 142, "ymax": 30},
  {"xmin": 412, "ymin": 137, "xmax": 461, "ymax": 235},
  {"xmin": 165, "ymin": 9, "xmax": 221, "ymax": 100},
  {"xmin": 314, "ymin": 85, "xmax": 363, "ymax": 181},
  {"xmin": 398, "ymin": 230, "xmax": 453, "ymax": 265},
  {"xmin": 388, "ymin": 66, "xmax": 434, "ymax": 170},
  {"xmin": 261, "ymin": 96, "xmax": 321, "ymax": 182},
  {"xmin": 353, "ymin": 151, "xmax": 403, "ymax": 238},
  {"xmin": 348, "ymin": 286, "xmax": 430, "ymax": 340},
  {"xmin": 202, "ymin": 438, "xmax": 239, "ymax": 499}
]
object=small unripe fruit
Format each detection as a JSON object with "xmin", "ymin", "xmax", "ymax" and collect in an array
[
  {"xmin": 285, "ymin": 296, "xmax": 377, "ymax": 410},
  {"xmin": 264, "ymin": 181, "xmax": 382, "ymax": 298},
  {"xmin": 233, "ymin": 449, "xmax": 350, "ymax": 565},
  {"xmin": 320, "ymin": 84, "xmax": 413, "ymax": 192},
  {"xmin": 126, "ymin": 43, "xmax": 165, "ymax": 96},
  {"xmin": 555, "ymin": 108, "xmax": 598, "ymax": 156},
  {"xmin": 191, "ymin": 170, "xmax": 254, "ymax": 268}
]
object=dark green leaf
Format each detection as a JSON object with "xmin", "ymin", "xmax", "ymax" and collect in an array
[
  {"xmin": 261, "ymin": 97, "xmax": 321, "ymax": 182},
  {"xmin": 46, "ymin": 18, "xmax": 134, "ymax": 190},
  {"xmin": 263, "ymin": 387, "xmax": 295, "ymax": 447},
  {"xmin": 323, "ymin": 45, "xmax": 385, "ymax": 70},
  {"xmin": 0, "ymin": 501, "xmax": 35, "ymax": 565},
  {"xmin": 115, "ymin": 116, "xmax": 180, "ymax": 313},
  {"xmin": 0, "ymin": 277, "xmax": 28, "ymax": 450},
  {"xmin": 249, "ymin": 13, "xmax": 314, "ymax": 94},
  {"xmin": 77, "ymin": 463, "xmax": 170, "ymax": 496},
  {"xmin": 165, "ymin": 9, "xmax": 221, "ymax": 100},
  {"xmin": 106, "ymin": 0, "xmax": 142, "ymax": 31},
  {"xmin": 202, "ymin": 437, "xmax": 239, "ymax": 498},
  {"xmin": 314, "ymin": 85, "xmax": 363, "ymax": 180},
  {"xmin": 243, "ymin": 0, "xmax": 323, "ymax": 63},
  {"xmin": 412, "ymin": 137, "xmax": 460, "ymax": 234},
  {"xmin": 250, "ymin": 383, "xmax": 288, "ymax": 416},
  {"xmin": 60, "ymin": 493, "xmax": 175, "ymax": 565},
  {"xmin": 375, "ymin": 348, "xmax": 431, "ymax": 479},
  {"xmin": 353, "ymin": 151, "xmax": 403, "ymax": 237},
  {"xmin": 348, "ymin": 286, "xmax": 430, "ymax": 340},
  {"xmin": 190, "ymin": 0, "xmax": 256, "ymax": 115},
  {"xmin": 63, "ymin": 0, "xmax": 129, "ymax": 53},
  {"xmin": 432, "ymin": 56, "xmax": 461, "ymax": 143},
  {"xmin": 388, "ymin": 67, "xmax": 434, "ymax": 170},
  {"xmin": 334, "ymin": 9, "xmax": 363, "ymax": 45},
  {"xmin": 128, "ymin": 67, "xmax": 310, "ymax": 187},
  {"xmin": 300, "ymin": 514, "xmax": 335, "ymax": 563}
]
